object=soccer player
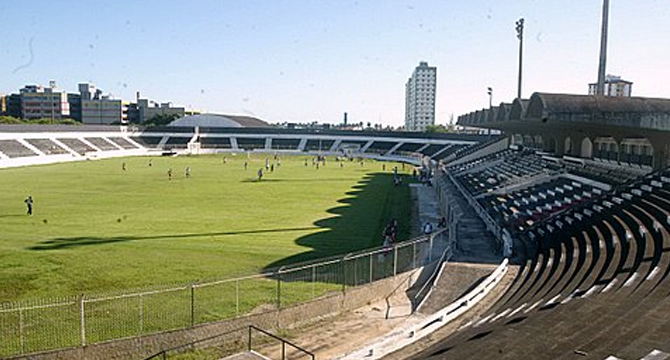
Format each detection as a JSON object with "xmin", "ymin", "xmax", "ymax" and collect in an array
[
  {"xmin": 24, "ymin": 195, "xmax": 33, "ymax": 215},
  {"xmin": 257, "ymin": 168, "xmax": 264, "ymax": 181},
  {"xmin": 167, "ymin": 168, "xmax": 172, "ymax": 180},
  {"xmin": 122, "ymin": 162, "xmax": 126, "ymax": 171},
  {"xmin": 185, "ymin": 166, "xmax": 191, "ymax": 178},
  {"xmin": 244, "ymin": 161, "xmax": 248, "ymax": 170}
]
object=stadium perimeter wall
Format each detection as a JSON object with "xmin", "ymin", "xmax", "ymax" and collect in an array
[{"xmin": 8, "ymin": 266, "xmax": 426, "ymax": 360}]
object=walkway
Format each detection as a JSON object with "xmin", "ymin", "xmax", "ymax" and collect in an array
[{"xmin": 248, "ymin": 179, "xmax": 506, "ymax": 359}]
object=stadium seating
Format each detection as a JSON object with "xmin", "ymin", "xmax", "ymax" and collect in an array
[
  {"xmin": 107, "ymin": 137, "xmax": 139, "ymax": 150},
  {"xmin": 56, "ymin": 138, "xmax": 98, "ymax": 155},
  {"xmin": 84, "ymin": 137, "xmax": 120, "ymax": 151},
  {"xmin": 24, "ymin": 138, "xmax": 69, "ymax": 155},
  {"xmin": 200, "ymin": 137, "xmax": 232, "ymax": 149},
  {"xmin": 414, "ymin": 168, "xmax": 670, "ymax": 360},
  {"xmin": 270, "ymin": 138, "xmax": 301, "ymax": 150},
  {"xmin": 164, "ymin": 136, "xmax": 191, "ymax": 149},
  {"xmin": 131, "ymin": 135, "xmax": 162, "ymax": 149},
  {"xmin": 365, "ymin": 140, "xmax": 399, "ymax": 155},
  {"xmin": 304, "ymin": 139, "xmax": 335, "ymax": 151},
  {"xmin": 0, "ymin": 139, "xmax": 38, "ymax": 157}
]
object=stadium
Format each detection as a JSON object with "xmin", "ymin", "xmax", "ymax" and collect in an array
[{"xmin": 1, "ymin": 89, "xmax": 669, "ymax": 360}]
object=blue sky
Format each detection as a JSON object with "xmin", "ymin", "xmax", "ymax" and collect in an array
[{"xmin": 1, "ymin": 1, "xmax": 668, "ymax": 126}]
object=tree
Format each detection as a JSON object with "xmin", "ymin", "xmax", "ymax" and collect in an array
[
  {"xmin": 144, "ymin": 113, "xmax": 181, "ymax": 126},
  {"xmin": 425, "ymin": 124, "xmax": 450, "ymax": 133}
]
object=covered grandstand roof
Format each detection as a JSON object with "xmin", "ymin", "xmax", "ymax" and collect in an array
[
  {"xmin": 458, "ymin": 93, "xmax": 670, "ymax": 132},
  {"xmin": 169, "ymin": 113, "xmax": 270, "ymax": 128}
]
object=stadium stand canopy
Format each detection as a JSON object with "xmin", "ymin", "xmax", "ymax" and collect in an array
[{"xmin": 169, "ymin": 113, "xmax": 270, "ymax": 128}]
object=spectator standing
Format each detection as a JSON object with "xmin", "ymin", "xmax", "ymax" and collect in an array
[{"xmin": 423, "ymin": 221, "xmax": 433, "ymax": 235}]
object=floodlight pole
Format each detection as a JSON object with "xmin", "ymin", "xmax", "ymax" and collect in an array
[
  {"xmin": 487, "ymin": 87, "xmax": 493, "ymax": 108},
  {"xmin": 516, "ymin": 18, "xmax": 524, "ymax": 100},
  {"xmin": 596, "ymin": 0, "xmax": 610, "ymax": 95}
]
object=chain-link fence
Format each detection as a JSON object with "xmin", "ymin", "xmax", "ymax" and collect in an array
[{"xmin": 0, "ymin": 233, "xmax": 444, "ymax": 358}]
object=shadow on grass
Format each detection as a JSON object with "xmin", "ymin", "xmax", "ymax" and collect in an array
[
  {"xmin": 27, "ymin": 227, "xmax": 320, "ymax": 251},
  {"xmin": 0, "ymin": 214, "xmax": 27, "ymax": 218},
  {"xmin": 263, "ymin": 172, "xmax": 412, "ymax": 269},
  {"xmin": 240, "ymin": 177, "xmax": 361, "ymax": 183}
]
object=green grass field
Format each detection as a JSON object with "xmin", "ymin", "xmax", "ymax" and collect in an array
[{"xmin": 0, "ymin": 154, "xmax": 413, "ymax": 303}]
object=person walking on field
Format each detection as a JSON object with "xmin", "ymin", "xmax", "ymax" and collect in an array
[
  {"xmin": 185, "ymin": 166, "xmax": 191, "ymax": 178},
  {"xmin": 257, "ymin": 168, "xmax": 264, "ymax": 181},
  {"xmin": 24, "ymin": 195, "xmax": 33, "ymax": 215},
  {"xmin": 167, "ymin": 168, "xmax": 173, "ymax": 180}
]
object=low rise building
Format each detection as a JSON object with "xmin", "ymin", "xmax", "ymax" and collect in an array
[
  {"xmin": 20, "ymin": 84, "xmax": 70, "ymax": 120},
  {"xmin": 588, "ymin": 74, "xmax": 633, "ymax": 97}
]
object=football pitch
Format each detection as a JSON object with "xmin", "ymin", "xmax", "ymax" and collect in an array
[{"xmin": 0, "ymin": 154, "xmax": 413, "ymax": 303}]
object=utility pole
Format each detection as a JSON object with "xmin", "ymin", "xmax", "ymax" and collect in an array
[
  {"xmin": 596, "ymin": 0, "xmax": 610, "ymax": 95},
  {"xmin": 515, "ymin": 18, "xmax": 525, "ymax": 100}
]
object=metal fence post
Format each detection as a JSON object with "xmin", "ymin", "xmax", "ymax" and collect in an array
[
  {"xmin": 311, "ymin": 264, "xmax": 316, "ymax": 299},
  {"xmin": 139, "ymin": 293, "xmax": 144, "ymax": 335},
  {"xmin": 235, "ymin": 279, "xmax": 240, "ymax": 317},
  {"xmin": 341, "ymin": 256, "xmax": 347, "ymax": 294},
  {"xmin": 190, "ymin": 284, "xmax": 195, "ymax": 327},
  {"xmin": 369, "ymin": 254, "xmax": 373, "ymax": 283},
  {"xmin": 19, "ymin": 307, "xmax": 24, "ymax": 354},
  {"xmin": 393, "ymin": 245, "xmax": 398, "ymax": 276},
  {"xmin": 79, "ymin": 295, "xmax": 86, "ymax": 346},
  {"xmin": 276, "ymin": 269, "xmax": 282, "ymax": 309},
  {"xmin": 429, "ymin": 234, "xmax": 434, "ymax": 262},
  {"xmin": 412, "ymin": 242, "xmax": 416, "ymax": 269},
  {"xmin": 353, "ymin": 257, "xmax": 358, "ymax": 286},
  {"xmin": 248, "ymin": 326, "xmax": 252, "ymax": 351}
]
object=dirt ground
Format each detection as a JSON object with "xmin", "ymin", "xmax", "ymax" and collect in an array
[{"xmin": 254, "ymin": 263, "xmax": 518, "ymax": 360}]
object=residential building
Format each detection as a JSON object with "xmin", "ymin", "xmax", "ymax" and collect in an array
[
  {"xmin": 19, "ymin": 84, "xmax": 70, "ymax": 120},
  {"xmin": 405, "ymin": 61, "xmax": 437, "ymax": 132},
  {"xmin": 76, "ymin": 83, "xmax": 123, "ymax": 124},
  {"xmin": 67, "ymin": 93, "xmax": 82, "ymax": 122},
  {"xmin": 588, "ymin": 74, "xmax": 633, "ymax": 97},
  {"xmin": 5, "ymin": 94, "xmax": 22, "ymax": 118},
  {"xmin": 131, "ymin": 92, "xmax": 185, "ymax": 123}
]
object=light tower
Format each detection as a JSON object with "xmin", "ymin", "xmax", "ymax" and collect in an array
[
  {"xmin": 515, "ymin": 18, "xmax": 525, "ymax": 100},
  {"xmin": 596, "ymin": 0, "xmax": 610, "ymax": 95}
]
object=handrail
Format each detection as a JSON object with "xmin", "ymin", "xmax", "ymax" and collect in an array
[
  {"xmin": 144, "ymin": 326, "xmax": 247, "ymax": 359},
  {"xmin": 144, "ymin": 325, "xmax": 315, "ymax": 360},
  {"xmin": 249, "ymin": 325, "xmax": 315, "ymax": 360},
  {"xmin": 412, "ymin": 229, "xmax": 450, "ymax": 307}
]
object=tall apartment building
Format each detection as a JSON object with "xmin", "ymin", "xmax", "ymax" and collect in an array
[
  {"xmin": 19, "ymin": 84, "xmax": 70, "ymax": 120},
  {"xmin": 405, "ymin": 61, "xmax": 437, "ymax": 132},
  {"xmin": 588, "ymin": 74, "xmax": 633, "ymax": 97}
]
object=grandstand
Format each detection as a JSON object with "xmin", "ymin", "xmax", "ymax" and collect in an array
[
  {"xmin": 0, "ymin": 124, "xmax": 488, "ymax": 169},
  {"xmin": 393, "ymin": 93, "xmax": 670, "ymax": 360}
]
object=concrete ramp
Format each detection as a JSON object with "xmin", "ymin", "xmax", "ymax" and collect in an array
[{"xmin": 221, "ymin": 350, "xmax": 271, "ymax": 360}]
